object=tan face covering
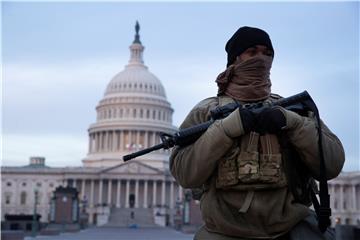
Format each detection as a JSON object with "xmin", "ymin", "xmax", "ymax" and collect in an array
[{"xmin": 216, "ymin": 55, "xmax": 273, "ymax": 102}]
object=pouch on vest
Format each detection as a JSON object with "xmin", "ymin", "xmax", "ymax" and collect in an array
[
  {"xmin": 238, "ymin": 132, "xmax": 260, "ymax": 183},
  {"xmin": 258, "ymin": 134, "xmax": 283, "ymax": 184},
  {"xmin": 216, "ymin": 143, "xmax": 240, "ymax": 188}
]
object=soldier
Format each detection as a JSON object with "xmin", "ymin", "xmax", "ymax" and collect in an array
[{"xmin": 170, "ymin": 26, "xmax": 345, "ymax": 240}]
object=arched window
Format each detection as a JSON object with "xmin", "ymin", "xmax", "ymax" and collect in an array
[
  {"xmin": 146, "ymin": 109, "xmax": 150, "ymax": 119},
  {"xmin": 133, "ymin": 109, "xmax": 136, "ymax": 118},
  {"xmin": 152, "ymin": 110, "xmax": 156, "ymax": 119},
  {"xmin": 20, "ymin": 192, "xmax": 27, "ymax": 205},
  {"xmin": 140, "ymin": 109, "xmax": 144, "ymax": 118}
]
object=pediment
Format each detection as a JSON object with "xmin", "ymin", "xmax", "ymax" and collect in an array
[{"xmin": 101, "ymin": 161, "xmax": 161, "ymax": 175}]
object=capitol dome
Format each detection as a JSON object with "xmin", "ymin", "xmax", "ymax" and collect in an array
[
  {"xmin": 83, "ymin": 22, "xmax": 177, "ymax": 169},
  {"xmin": 105, "ymin": 64, "xmax": 167, "ymax": 99}
]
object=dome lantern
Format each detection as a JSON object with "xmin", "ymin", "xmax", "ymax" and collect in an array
[{"xmin": 128, "ymin": 21, "xmax": 145, "ymax": 67}]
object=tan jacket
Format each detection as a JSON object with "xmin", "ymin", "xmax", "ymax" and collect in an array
[{"xmin": 170, "ymin": 95, "xmax": 345, "ymax": 239}]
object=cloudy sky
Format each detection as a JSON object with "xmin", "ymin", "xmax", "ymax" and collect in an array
[{"xmin": 2, "ymin": 2, "xmax": 359, "ymax": 172}]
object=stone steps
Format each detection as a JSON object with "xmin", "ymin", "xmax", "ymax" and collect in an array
[{"xmin": 103, "ymin": 208, "xmax": 156, "ymax": 227}]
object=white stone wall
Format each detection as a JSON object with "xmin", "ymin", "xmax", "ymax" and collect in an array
[{"xmin": 1, "ymin": 173, "xmax": 63, "ymax": 222}]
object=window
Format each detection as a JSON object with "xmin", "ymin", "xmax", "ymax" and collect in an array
[
  {"xmin": 20, "ymin": 192, "xmax": 27, "ymax": 205},
  {"xmin": 6, "ymin": 182, "xmax": 11, "ymax": 187},
  {"xmin": 37, "ymin": 182, "xmax": 42, "ymax": 187},
  {"xmin": 5, "ymin": 195, "xmax": 11, "ymax": 204},
  {"xmin": 22, "ymin": 182, "xmax": 26, "ymax": 187}
]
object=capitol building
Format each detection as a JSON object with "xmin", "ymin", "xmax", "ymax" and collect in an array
[{"xmin": 1, "ymin": 23, "xmax": 360, "ymax": 229}]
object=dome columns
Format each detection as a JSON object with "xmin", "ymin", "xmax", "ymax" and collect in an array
[{"xmin": 88, "ymin": 129, "xmax": 171, "ymax": 155}]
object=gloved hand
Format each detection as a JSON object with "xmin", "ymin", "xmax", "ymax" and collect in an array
[
  {"xmin": 221, "ymin": 107, "xmax": 256, "ymax": 138},
  {"xmin": 255, "ymin": 107, "xmax": 286, "ymax": 134},
  {"xmin": 239, "ymin": 108, "xmax": 256, "ymax": 133}
]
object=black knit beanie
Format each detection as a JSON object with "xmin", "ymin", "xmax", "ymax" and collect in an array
[{"xmin": 225, "ymin": 26, "xmax": 274, "ymax": 67}]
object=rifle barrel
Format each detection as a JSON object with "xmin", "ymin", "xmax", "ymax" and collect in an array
[{"xmin": 123, "ymin": 143, "xmax": 165, "ymax": 161}]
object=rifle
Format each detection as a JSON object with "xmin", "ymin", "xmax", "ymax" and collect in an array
[
  {"xmin": 123, "ymin": 90, "xmax": 331, "ymax": 233},
  {"xmin": 123, "ymin": 90, "xmax": 312, "ymax": 161}
]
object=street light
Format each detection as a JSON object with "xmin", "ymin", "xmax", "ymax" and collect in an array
[
  {"xmin": 32, "ymin": 189, "xmax": 39, "ymax": 237},
  {"xmin": 62, "ymin": 195, "xmax": 68, "ymax": 232}
]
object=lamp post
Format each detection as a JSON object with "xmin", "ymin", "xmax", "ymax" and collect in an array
[
  {"xmin": 31, "ymin": 189, "xmax": 39, "ymax": 237},
  {"xmin": 62, "ymin": 195, "xmax": 68, "ymax": 232}
]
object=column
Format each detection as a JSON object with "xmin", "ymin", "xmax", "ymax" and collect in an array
[
  {"xmin": 340, "ymin": 184, "xmax": 344, "ymax": 211},
  {"xmin": 116, "ymin": 180, "xmax": 121, "ymax": 208},
  {"xmin": 145, "ymin": 131, "xmax": 149, "ymax": 148},
  {"xmin": 113, "ymin": 131, "xmax": 118, "ymax": 151},
  {"xmin": 135, "ymin": 180, "xmax": 139, "ymax": 208},
  {"xmin": 90, "ymin": 180, "xmax": 94, "ymax": 207},
  {"xmin": 95, "ymin": 133, "xmax": 99, "ymax": 151},
  {"xmin": 99, "ymin": 179, "xmax": 103, "ymax": 204},
  {"xmin": 330, "ymin": 184, "xmax": 335, "ymax": 209},
  {"xmin": 120, "ymin": 131, "xmax": 124, "ymax": 151},
  {"xmin": 152, "ymin": 132, "xmax": 156, "ymax": 146},
  {"xmin": 125, "ymin": 180, "xmax": 130, "ymax": 208},
  {"xmin": 72, "ymin": 179, "xmax": 77, "ymax": 188},
  {"xmin": 352, "ymin": 185, "xmax": 357, "ymax": 211},
  {"xmin": 129, "ymin": 131, "xmax": 133, "ymax": 148},
  {"xmin": 161, "ymin": 180, "xmax": 166, "ymax": 206},
  {"xmin": 81, "ymin": 179, "xmax": 86, "ymax": 200},
  {"xmin": 143, "ymin": 180, "xmax": 148, "ymax": 208},
  {"xmin": 170, "ymin": 181, "xmax": 174, "ymax": 209},
  {"xmin": 178, "ymin": 185, "xmax": 183, "ymax": 201},
  {"xmin": 88, "ymin": 134, "xmax": 92, "ymax": 153},
  {"xmin": 108, "ymin": 180, "xmax": 112, "ymax": 206},
  {"xmin": 153, "ymin": 180, "xmax": 157, "ymax": 206},
  {"xmin": 99, "ymin": 132, "xmax": 103, "ymax": 151},
  {"xmin": 104, "ymin": 131, "xmax": 109, "ymax": 151},
  {"xmin": 97, "ymin": 132, "xmax": 101, "ymax": 151},
  {"xmin": 136, "ymin": 131, "xmax": 140, "ymax": 149}
]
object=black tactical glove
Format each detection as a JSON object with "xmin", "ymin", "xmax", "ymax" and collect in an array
[
  {"xmin": 239, "ymin": 107, "xmax": 257, "ymax": 133},
  {"xmin": 255, "ymin": 107, "xmax": 286, "ymax": 134}
]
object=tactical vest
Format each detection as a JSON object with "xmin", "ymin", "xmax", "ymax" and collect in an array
[{"xmin": 215, "ymin": 95, "xmax": 287, "ymax": 191}]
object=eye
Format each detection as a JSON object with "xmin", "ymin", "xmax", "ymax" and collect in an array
[{"xmin": 246, "ymin": 48, "xmax": 257, "ymax": 56}]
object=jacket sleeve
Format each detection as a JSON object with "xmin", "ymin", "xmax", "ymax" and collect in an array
[
  {"xmin": 169, "ymin": 98, "xmax": 235, "ymax": 188},
  {"xmin": 283, "ymin": 110, "xmax": 345, "ymax": 180}
]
